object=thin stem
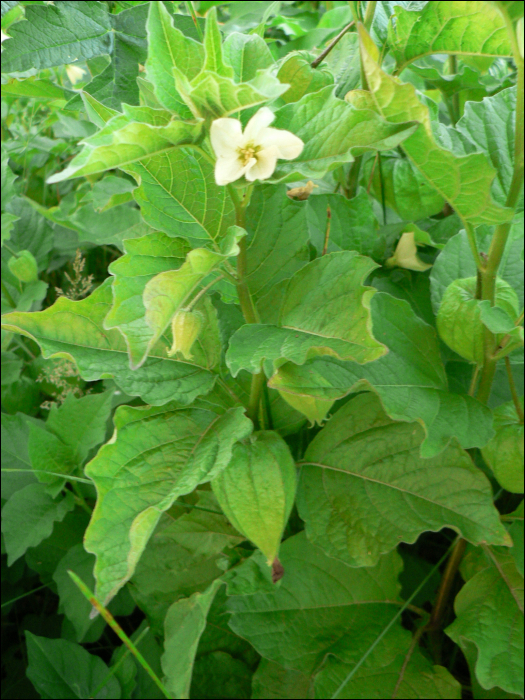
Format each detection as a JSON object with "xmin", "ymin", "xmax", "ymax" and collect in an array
[
  {"xmin": 464, "ymin": 222, "xmax": 483, "ymax": 272},
  {"xmin": 392, "ymin": 623, "xmax": 427, "ymax": 699},
  {"xmin": 311, "ymin": 20, "xmax": 355, "ymax": 68},
  {"xmin": 468, "ymin": 364, "xmax": 480, "ymax": 396},
  {"xmin": 447, "ymin": 55, "xmax": 460, "ymax": 125},
  {"xmin": 248, "ymin": 371, "xmax": 266, "ymax": 426},
  {"xmin": 2, "ymin": 584, "xmax": 48, "ymax": 609},
  {"xmin": 362, "ymin": 0, "xmax": 377, "ymax": 31},
  {"xmin": 186, "ymin": 274, "xmax": 225, "ymax": 312},
  {"xmin": 71, "ymin": 482, "xmax": 92, "ymax": 516},
  {"xmin": 185, "ymin": 1, "xmax": 203, "ymax": 42},
  {"xmin": 505, "ymin": 356, "xmax": 524, "ymax": 423},
  {"xmin": 322, "ymin": 205, "xmax": 332, "ymax": 255},
  {"xmin": 426, "ymin": 538, "xmax": 467, "ymax": 634}
]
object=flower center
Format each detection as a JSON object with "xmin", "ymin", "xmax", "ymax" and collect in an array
[{"xmin": 238, "ymin": 143, "xmax": 258, "ymax": 166}]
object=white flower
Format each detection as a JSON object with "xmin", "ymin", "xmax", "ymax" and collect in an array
[
  {"xmin": 386, "ymin": 231, "xmax": 432, "ymax": 272},
  {"xmin": 210, "ymin": 107, "xmax": 304, "ymax": 186}
]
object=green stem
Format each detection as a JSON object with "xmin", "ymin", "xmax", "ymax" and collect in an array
[
  {"xmin": 477, "ymin": 21, "xmax": 524, "ymax": 404},
  {"xmin": 230, "ymin": 184, "xmax": 265, "ymax": 427},
  {"xmin": 362, "ymin": 0, "xmax": 377, "ymax": 31},
  {"xmin": 447, "ymin": 55, "xmax": 460, "ymax": 125},
  {"xmin": 505, "ymin": 356, "xmax": 524, "ymax": 423},
  {"xmin": 71, "ymin": 482, "xmax": 92, "ymax": 516}
]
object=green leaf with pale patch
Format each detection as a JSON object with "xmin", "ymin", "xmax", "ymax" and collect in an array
[
  {"xmin": 128, "ymin": 147, "xmax": 236, "ymax": 246},
  {"xmin": 269, "ymin": 85, "xmax": 418, "ymax": 182},
  {"xmin": 352, "ymin": 25, "xmax": 514, "ymax": 227},
  {"xmin": 227, "ymin": 252, "xmax": 386, "ymax": 375},
  {"xmin": 446, "ymin": 545, "xmax": 524, "ymax": 697},
  {"xmin": 84, "ymin": 394, "xmax": 252, "ymax": 605},
  {"xmin": 227, "ymin": 532, "xmax": 403, "ymax": 674},
  {"xmin": 47, "ymin": 110, "xmax": 203, "ymax": 183},
  {"xmin": 388, "ymin": 1, "xmax": 513, "ymax": 72},
  {"xmin": 162, "ymin": 579, "xmax": 223, "ymax": 700},
  {"xmin": 1, "ymin": 279, "xmax": 217, "ymax": 406},
  {"xmin": 1, "ymin": 484, "xmax": 75, "ymax": 565},
  {"xmin": 212, "ymin": 431, "xmax": 296, "ymax": 566},
  {"xmin": 298, "ymin": 392, "xmax": 510, "ymax": 569},
  {"xmin": 145, "ymin": 0, "xmax": 204, "ymax": 118},
  {"xmin": 270, "ymin": 293, "xmax": 495, "ymax": 457}
]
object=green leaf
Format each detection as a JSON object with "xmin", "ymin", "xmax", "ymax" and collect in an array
[
  {"xmin": 223, "ymin": 32, "xmax": 274, "ymax": 83},
  {"xmin": 1, "ymin": 413, "xmax": 37, "ymax": 501},
  {"xmin": 131, "ymin": 490, "xmax": 243, "ymax": 634},
  {"xmin": 353, "ymin": 25, "xmax": 514, "ymax": 228},
  {"xmin": 1, "ymin": 1, "xmax": 112, "ymax": 73},
  {"xmin": 270, "ymin": 85, "xmax": 418, "ymax": 182},
  {"xmin": 84, "ymin": 395, "xmax": 252, "ymax": 605},
  {"xmin": 227, "ymin": 252, "xmax": 386, "ymax": 375},
  {"xmin": 47, "ymin": 112, "xmax": 203, "ymax": 183},
  {"xmin": 7, "ymin": 249, "xmax": 38, "ymax": 283},
  {"xmin": 306, "ymin": 190, "xmax": 385, "ymax": 259},
  {"xmin": 28, "ymin": 423, "xmax": 77, "ymax": 497},
  {"xmin": 191, "ymin": 651, "xmax": 253, "ymax": 700},
  {"xmin": 1, "ymin": 77, "xmax": 72, "ymax": 101},
  {"xmin": 162, "ymin": 579, "xmax": 223, "ymax": 700},
  {"xmin": 446, "ymin": 546, "xmax": 524, "ymax": 697},
  {"xmin": 363, "ymin": 152, "xmax": 446, "ymax": 221},
  {"xmin": 1, "ymin": 351, "xmax": 23, "ymax": 386},
  {"xmin": 481, "ymin": 400, "xmax": 524, "ymax": 493},
  {"xmin": 173, "ymin": 67, "xmax": 287, "ymax": 120},
  {"xmin": 270, "ymin": 293, "xmax": 496, "ymax": 457},
  {"xmin": 276, "ymin": 53, "xmax": 334, "ymax": 104},
  {"xmin": 456, "ymin": 87, "xmax": 523, "ymax": 211},
  {"xmin": 1, "ymin": 279, "xmax": 217, "ymax": 406},
  {"xmin": 227, "ymin": 532, "xmax": 403, "ymax": 674},
  {"xmin": 83, "ymin": 175, "xmax": 135, "ymax": 212},
  {"xmin": 388, "ymin": 1, "xmax": 513, "ymax": 72},
  {"xmin": 202, "ymin": 6, "xmax": 233, "ymax": 78},
  {"xmin": 145, "ymin": 0, "xmax": 204, "ymax": 119},
  {"xmin": 128, "ymin": 147, "xmax": 235, "ymax": 246},
  {"xmin": 25, "ymin": 632, "xmax": 121, "ymax": 700},
  {"xmin": 251, "ymin": 660, "xmax": 314, "ymax": 699},
  {"xmin": 315, "ymin": 640, "xmax": 461, "ymax": 699},
  {"xmin": 1, "ymin": 483, "xmax": 75, "ymax": 565},
  {"xmin": 212, "ymin": 431, "xmax": 296, "ymax": 566},
  {"xmin": 244, "ymin": 184, "xmax": 309, "ymax": 304},
  {"xmin": 507, "ymin": 502, "xmax": 524, "ymax": 578},
  {"xmin": 298, "ymin": 392, "xmax": 510, "ymax": 569},
  {"xmin": 129, "ymin": 229, "xmax": 241, "ymax": 369}
]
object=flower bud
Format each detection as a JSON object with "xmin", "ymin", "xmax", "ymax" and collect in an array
[{"xmin": 168, "ymin": 309, "xmax": 203, "ymax": 360}]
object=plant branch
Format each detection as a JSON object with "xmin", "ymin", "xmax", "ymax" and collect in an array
[
  {"xmin": 426, "ymin": 538, "xmax": 466, "ymax": 635},
  {"xmin": 392, "ymin": 623, "xmax": 427, "ymax": 699},
  {"xmin": 311, "ymin": 20, "xmax": 355, "ymax": 68},
  {"xmin": 362, "ymin": 0, "xmax": 377, "ymax": 31},
  {"xmin": 322, "ymin": 205, "xmax": 332, "ymax": 254},
  {"xmin": 505, "ymin": 356, "xmax": 524, "ymax": 423}
]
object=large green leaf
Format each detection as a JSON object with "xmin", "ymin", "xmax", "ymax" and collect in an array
[
  {"xmin": 227, "ymin": 252, "xmax": 386, "ymax": 375},
  {"xmin": 252, "ymin": 660, "xmax": 314, "ymax": 699},
  {"xmin": 1, "ymin": 279, "xmax": 217, "ymax": 406},
  {"xmin": 84, "ymin": 394, "xmax": 252, "ymax": 606},
  {"xmin": 26, "ymin": 632, "xmax": 121, "ymax": 700},
  {"xmin": 162, "ymin": 579, "xmax": 223, "ymax": 700},
  {"xmin": 446, "ymin": 545, "xmax": 524, "ymax": 697},
  {"xmin": 131, "ymin": 491, "xmax": 243, "ymax": 635},
  {"xmin": 1, "ymin": 413, "xmax": 37, "ymax": 501},
  {"xmin": 1, "ymin": 1, "xmax": 112, "ymax": 73},
  {"xmin": 47, "ymin": 109, "xmax": 203, "ymax": 183},
  {"xmin": 305, "ymin": 190, "xmax": 385, "ymax": 260},
  {"xmin": 212, "ymin": 431, "xmax": 296, "ymax": 567},
  {"xmin": 2, "ymin": 483, "xmax": 75, "ymax": 565},
  {"xmin": 243, "ymin": 184, "xmax": 309, "ymax": 303},
  {"xmin": 269, "ymin": 85, "xmax": 418, "ymax": 182},
  {"xmin": 145, "ymin": 0, "xmax": 204, "ymax": 118},
  {"xmin": 481, "ymin": 400, "xmax": 524, "ymax": 493},
  {"xmin": 298, "ymin": 392, "xmax": 510, "ymax": 569},
  {"xmin": 128, "ymin": 147, "xmax": 236, "ymax": 246},
  {"xmin": 276, "ymin": 53, "xmax": 334, "ymax": 104},
  {"xmin": 351, "ymin": 26, "xmax": 514, "ymax": 228},
  {"xmin": 227, "ymin": 532, "xmax": 402, "ymax": 674},
  {"xmin": 456, "ymin": 87, "xmax": 523, "ymax": 211},
  {"xmin": 388, "ymin": 1, "xmax": 513, "ymax": 72},
  {"xmin": 270, "ymin": 293, "xmax": 495, "ymax": 457},
  {"xmin": 223, "ymin": 32, "xmax": 274, "ymax": 83}
]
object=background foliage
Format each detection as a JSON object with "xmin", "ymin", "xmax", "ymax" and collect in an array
[{"xmin": 1, "ymin": 1, "xmax": 523, "ymax": 699}]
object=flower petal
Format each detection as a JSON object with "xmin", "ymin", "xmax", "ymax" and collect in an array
[
  {"xmin": 210, "ymin": 118, "xmax": 243, "ymax": 159},
  {"xmin": 257, "ymin": 127, "xmax": 304, "ymax": 160},
  {"xmin": 245, "ymin": 146, "xmax": 279, "ymax": 182},
  {"xmin": 215, "ymin": 156, "xmax": 249, "ymax": 186},
  {"xmin": 390, "ymin": 232, "xmax": 432, "ymax": 272},
  {"xmin": 243, "ymin": 107, "xmax": 275, "ymax": 142}
]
